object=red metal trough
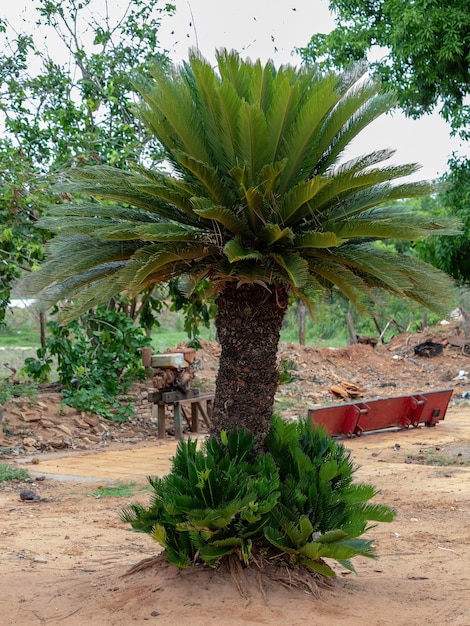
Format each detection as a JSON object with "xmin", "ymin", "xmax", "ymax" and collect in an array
[{"xmin": 308, "ymin": 388, "xmax": 453, "ymax": 437}]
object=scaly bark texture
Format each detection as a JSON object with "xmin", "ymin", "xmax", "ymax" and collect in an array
[{"xmin": 210, "ymin": 282, "xmax": 289, "ymax": 448}]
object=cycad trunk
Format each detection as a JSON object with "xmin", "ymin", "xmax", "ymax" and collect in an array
[{"xmin": 210, "ymin": 282, "xmax": 289, "ymax": 448}]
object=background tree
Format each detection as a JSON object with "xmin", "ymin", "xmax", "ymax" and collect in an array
[
  {"xmin": 300, "ymin": 0, "xmax": 470, "ymax": 137},
  {"xmin": 21, "ymin": 51, "xmax": 457, "ymax": 445},
  {"xmin": 0, "ymin": 0, "xmax": 173, "ymax": 323},
  {"xmin": 415, "ymin": 157, "xmax": 470, "ymax": 285},
  {"xmin": 300, "ymin": 0, "xmax": 470, "ymax": 293}
]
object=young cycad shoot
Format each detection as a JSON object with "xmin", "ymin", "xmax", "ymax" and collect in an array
[{"xmin": 22, "ymin": 51, "xmax": 456, "ymax": 580}]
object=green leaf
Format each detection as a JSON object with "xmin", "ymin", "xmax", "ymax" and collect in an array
[
  {"xmin": 223, "ymin": 239, "xmax": 263, "ymax": 263},
  {"xmin": 294, "ymin": 231, "xmax": 340, "ymax": 248},
  {"xmin": 277, "ymin": 177, "xmax": 327, "ymax": 224},
  {"xmin": 259, "ymin": 223, "xmax": 294, "ymax": 245},
  {"xmin": 191, "ymin": 202, "xmax": 251, "ymax": 236},
  {"xmin": 269, "ymin": 253, "xmax": 310, "ymax": 287}
]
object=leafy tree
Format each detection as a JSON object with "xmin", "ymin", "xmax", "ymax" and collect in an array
[
  {"xmin": 21, "ymin": 51, "xmax": 456, "ymax": 446},
  {"xmin": 415, "ymin": 157, "xmax": 470, "ymax": 285},
  {"xmin": 0, "ymin": 0, "xmax": 173, "ymax": 321},
  {"xmin": 300, "ymin": 0, "xmax": 470, "ymax": 137}
]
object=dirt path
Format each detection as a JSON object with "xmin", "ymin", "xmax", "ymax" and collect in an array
[{"xmin": 1, "ymin": 407, "xmax": 469, "ymax": 625}]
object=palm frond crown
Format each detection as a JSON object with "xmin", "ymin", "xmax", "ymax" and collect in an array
[{"xmin": 22, "ymin": 49, "xmax": 457, "ymax": 317}]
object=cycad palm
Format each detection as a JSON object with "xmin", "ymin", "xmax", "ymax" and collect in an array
[{"xmin": 24, "ymin": 50, "xmax": 455, "ymax": 444}]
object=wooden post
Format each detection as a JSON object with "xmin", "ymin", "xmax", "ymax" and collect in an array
[
  {"xmin": 371, "ymin": 315, "xmax": 383, "ymax": 341},
  {"xmin": 39, "ymin": 310, "xmax": 46, "ymax": 349},
  {"xmin": 298, "ymin": 299, "xmax": 306, "ymax": 346},
  {"xmin": 345, "ymin": 311, "xmax": 357, "ymax": 344},
  {"xmin": 191, "ymin": 403, "xmax": 199, "ymax": 433},
  {"xmin": 174, "ymin": 403, "xmax": 182, "ymax": 439},
  {"xmin": 157, "ymin": 404, "xmax": 166, "ymax": 439}
]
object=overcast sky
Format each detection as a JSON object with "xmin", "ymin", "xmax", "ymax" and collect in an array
[{"xmin": 3, "ymin": 0, "xmax": 469, "ymax": 180}]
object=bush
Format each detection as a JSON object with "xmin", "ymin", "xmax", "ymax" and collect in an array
[
  {"xmin": 22, "ymin": 305, "xmax": 150, "ymax": 420},
  {"xmin": 122, "ymin": 416, "xmax": 395, "ymax": 577}
]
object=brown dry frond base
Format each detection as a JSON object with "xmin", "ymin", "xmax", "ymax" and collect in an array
[{"xmin": 123, "ymin": 550, "xmax": 333, "ymax": 603}]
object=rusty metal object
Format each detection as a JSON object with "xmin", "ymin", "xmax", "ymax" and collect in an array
[{"xmin": 308, "ymin": 388, "xmax": 453, "ymax": 437}]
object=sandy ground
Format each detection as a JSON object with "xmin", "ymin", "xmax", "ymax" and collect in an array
[
  {"xmin": 0, "ymin": 405, "xmax": 469, "ymax": 626},
  {"xmin": 1, "ymin": 330, "xmax": 470, "ymax": 625}
]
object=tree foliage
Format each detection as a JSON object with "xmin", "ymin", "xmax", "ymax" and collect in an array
[
  {"xmin": 22, "ymin": 304, "xmax": 150, "ymax": 420},
  {"xmin": 415, "ymin": 157, "xmax": 470, "ymax": 285},
  {"xmin": 22, "ymin": 52, "xmax": 456, "ymax": 320},
  {"xmin": 0, "ymin": 0, "xmax": 173, "ymax": 321},
  {"xmin": 300, "ymin": 0, "xmax": 470, "ymax": 137}
]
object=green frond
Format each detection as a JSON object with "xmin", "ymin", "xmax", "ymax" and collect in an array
[
  {"xmin": 45, "ymin": 202, "xmax": 161, "ymax": 223},
  {"xmin": 215, "ymin": 80, "xmax": 242, "ymax": 167},
  {"xmin": 55, "ymin": 274, "xmax": 127, "ymax": 322},
  {"xmin": 223, "ymin": 238, "xmax": 263, "ymax": 263},
  {"xmin": 216, "ymin": 48, "xmax": 252, "ymax": 100},
  {"xmin": 265, "ymin": 76, "xmax": 300, "ymax": 161},
  {"xmin": 39, "ymin": 218, "xmax": 200, "ymax": 243},
  {"xmin": 134, "ymin": 66, "xmax": 211, "ymax": 166},
  {"xmin": 219, "ymin": 260, "xmax": 271, "ymax": 284},
  {"xmin": 28, "ymin": 262, "xmax": 126, "ymax": 310},
  {"xmin": 236, "ymin": 102, "xmax": 270, "ymax": 184},
  {"xmin": 229, "ymin": 164, "xmax": 248, "ymax": 188},
  {"xmin": 248, "ymin": 58, "xmax": 275, "ymax": 112},
  {"xmin": 269, "ymin": 253, "xmax": 310, "ymax": 288},
  {"xmin": 177, "ymin": 269, "xmax": 211, "ymax": 297},
  {"xmin": 190, "ymin": 201, "xmax": 251, "ymax": 237},
  {"xmin": 294, "ymin": 230, "xmax": 341, "ymax": 248},
  {"xmin": 330, "ymin": 206, "xmax": 461, "ymax": 241},
  {"xmin": 38, "ymin": 216, "xmax": 124, "ymax": 236},
  {"xmin": 20, "ymin": 236, "xmax": 137, "ymax": 296},
  {"xmin": 321, "ymin": 244, "xmax": 414, "ymax": 293},
  {"xmin": 394, "ymin": 256, "xmax": 456, "ymax": 316},
  {"xmin": 134, "ymin": 223, "xmax": 206, "ymax": 242},
  {"xmin": 122, "ymin": 244, "xmax": 216, "ymax": 293},
  {"xmin": 328, "ymin": 180, "xmax": 436, "ymax": 221},
  {"xmin": 331, "ymin": 149, "xmax": 396, "ymax": 177},
  {"xmin": 177, "ymin": 152, "xmax": 234, "ymax": 206},
  {"xmin": 301, "ymin": 558, "xmax": 336, "ymax": 578},
  {"xmin": 188, "ymin": 55, "xmax": 224, "ymax": 159},
  {"xmin": 61, "ymin": 166, "xmax": 200, "ymax": 225},
  {"xmin": 312, "ymin": 82, "xmax": 394, "ymax": 173},
  {"xmin": 242, "ymin": 185, "xmax": 268, "ymax": 228},
  {"xmin": 277, "ymin": 73, "xmax": 339, "ymax": 192},
  {"xmin": 308, "ymin": 258, "xmax": 371, "ymax": 313},
  {"xmin": 259, "ymin": 223, "xmax": 294, "ymax": 245},
  {"xmin": 301, "ymin": 165, "xmax": 418, "ymax": 223},
  {"xmin": 256, "ymin": 160, "xmax": 287, "ymax": 195},
  {"xmin": 277, "ymin": 176, "xmax": 328, "ymax": 224}
]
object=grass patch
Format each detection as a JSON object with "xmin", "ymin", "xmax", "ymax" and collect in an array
[
  {"xmin": 406, "ymin": 448, "xmax": 470, "ymax": 466},
  {"xmin": 89, "ymin": 481, "xmax": 150, "ymax": 498},
  {"xmin": 0, "ymin": 381, "xmax": 38, "ymax": 404},
  {"xmin": 0, "ymin": 463, "xmax": 31, "ymax": 482}
]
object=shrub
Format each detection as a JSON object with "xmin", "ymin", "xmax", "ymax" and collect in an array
[
  {"xmin": 122, "ymin": 416, "xmax": 395, "ymax": 577},
  {"xmin": 22, "ymin": 305, "xmax": 150, "ymax": 420}
]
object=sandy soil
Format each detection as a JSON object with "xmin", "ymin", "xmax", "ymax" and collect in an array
[{"xmin": 1, "ymin": 329, "xmax": 470, "ymax": 625}]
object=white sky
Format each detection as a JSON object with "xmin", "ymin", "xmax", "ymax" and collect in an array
[{"xmin": 3, "ymin": 0, "xmax": 469, "ymax": 180}]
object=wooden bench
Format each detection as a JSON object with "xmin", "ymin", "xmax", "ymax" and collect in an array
[{"xmin": 148, "ymin": 389, "xmax": 214, "ymax": 439}]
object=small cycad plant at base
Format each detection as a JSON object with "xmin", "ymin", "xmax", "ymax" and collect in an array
[{"xmin": 122, "ymin": 416, "xmax": 395, "ymax": 578}]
